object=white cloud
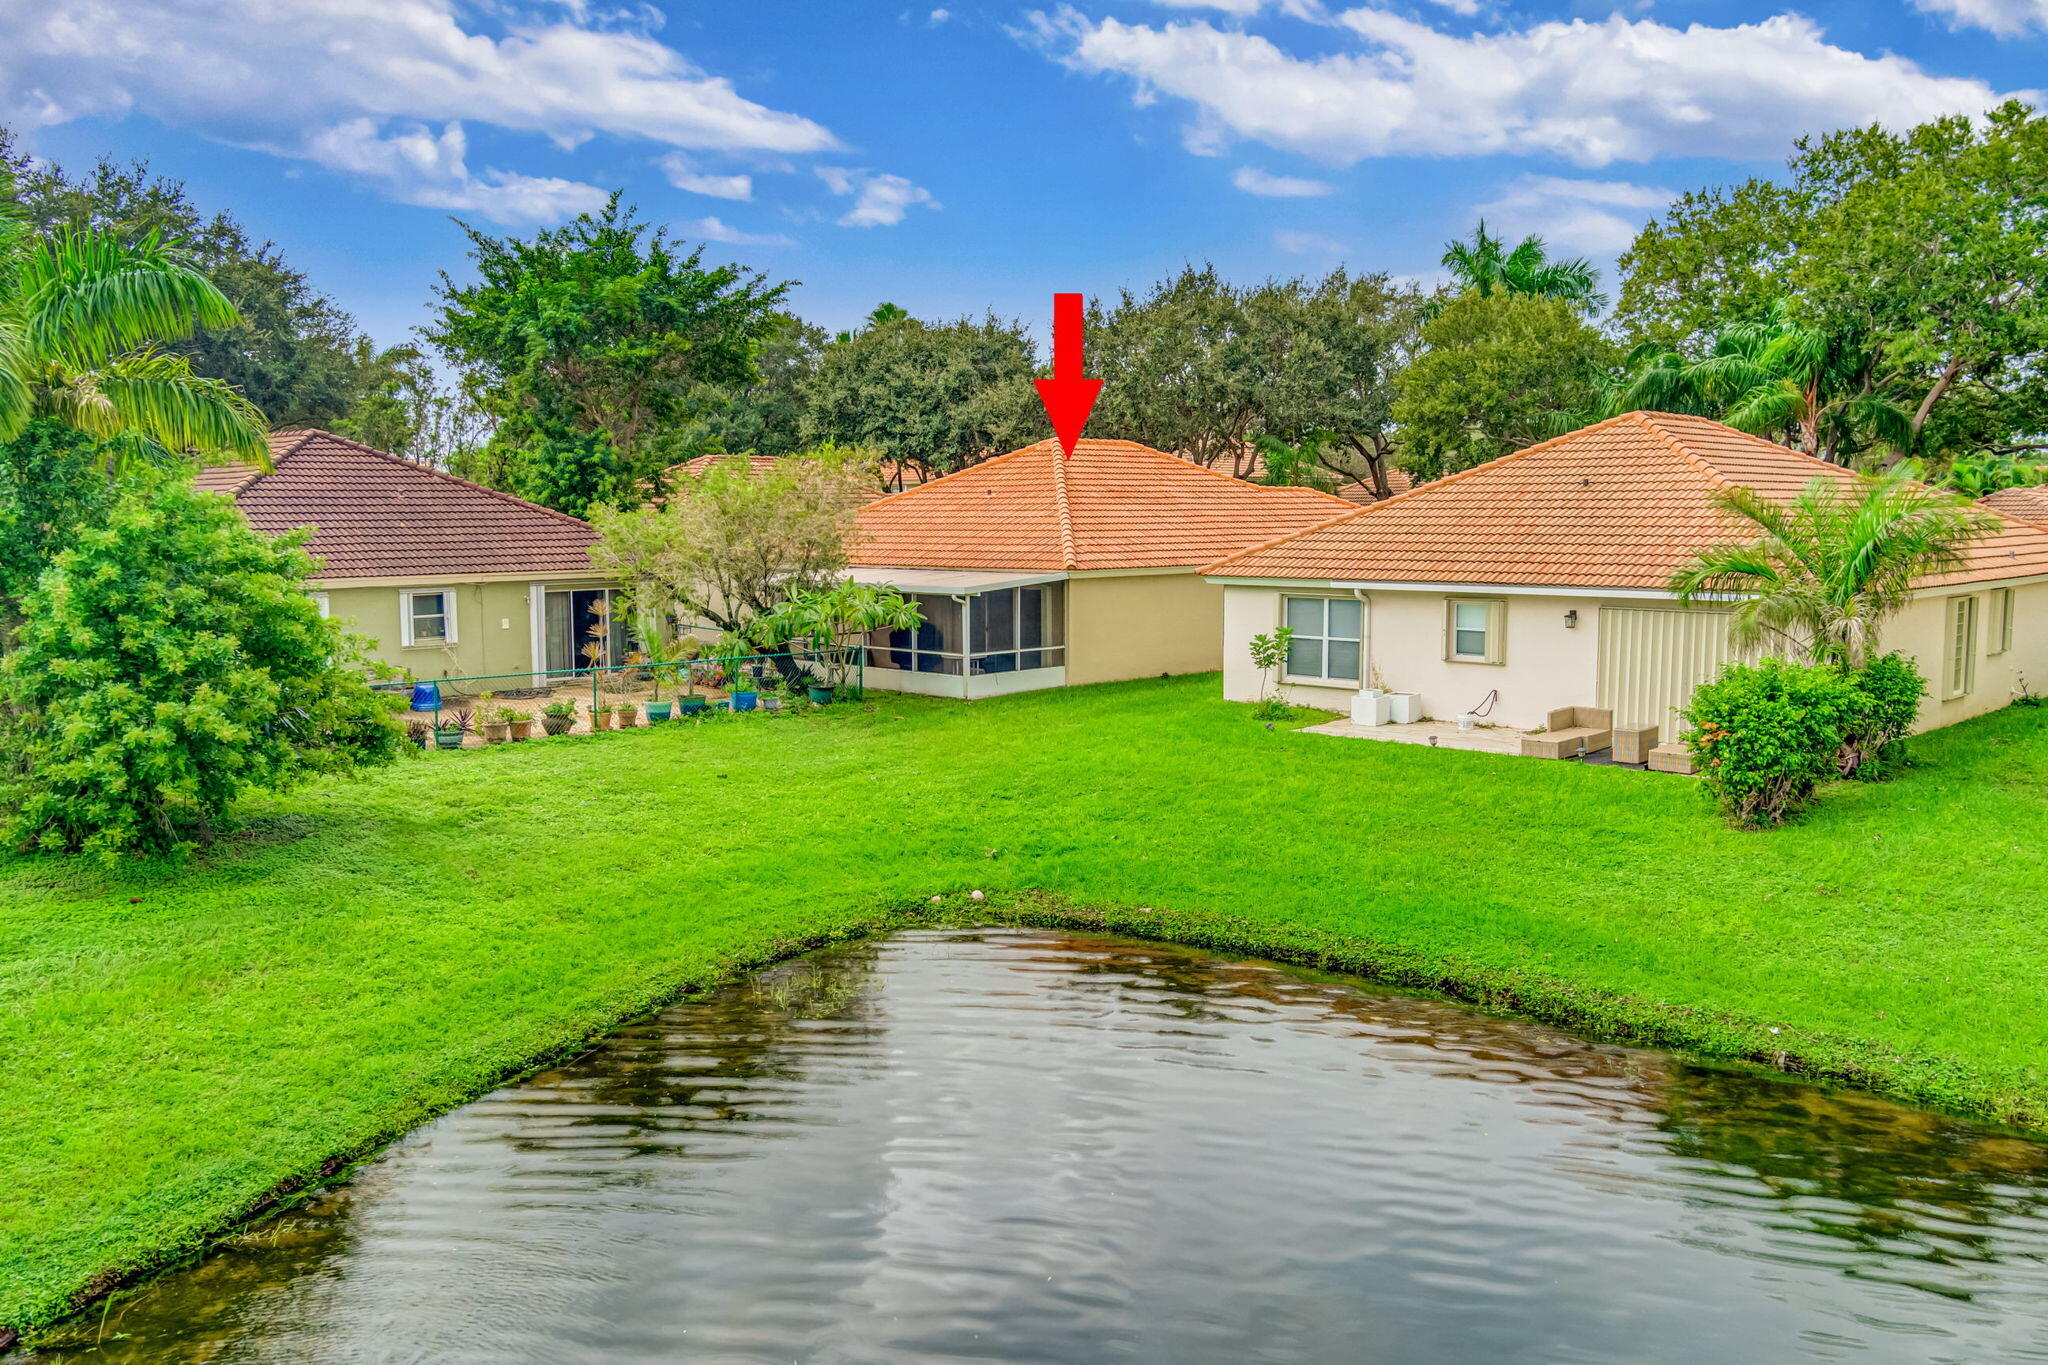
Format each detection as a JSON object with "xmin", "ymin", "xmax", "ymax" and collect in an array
[
  {"xmin": 1424, "ymin": 0, "xmax": 1482, "ymax": 15},
  {"xmin": 303, "ymin": 119, "xmax": 608, "ymax": 222},
  {"xmin": 1913, "ymin": 0, "xmax": 2048, "ymax": 35},
  {"xmin": 677, "ymin": 216, "xmax": 795, "ymax": 246},
  {"xmin": 1034, "ymin": 7, "xmax": 2021, "ymax": 167},
  {"xmin": 1474, "ymin": 174, "xmax": 1673, "ymax": 254},
  {"xmin": 0, "ymin": 0, "xmax": 839, "ymax": 218},
  {"xmin": 929, "ymin": 7, "xmax": 953, "ymax": 23},
  {"xmin": 816, "ymin": 167, "xmax": 939, "ymax": 227},
  {"xmin": 1274, "ymin": 227, "xmax": 1342, "ymax": 254},
  {"xmin": 659, "ymin": 152, "xmax": 753, "ymax": 201},
  {"xmin": 1146, "ymin": 0, "xmax": 1328, "ymax": 14},
  {"xmin": 1233, "ymin": 166, "xmax": 1333, "ymax": 197}
]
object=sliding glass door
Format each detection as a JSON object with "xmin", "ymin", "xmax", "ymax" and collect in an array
[{"xmin": 542, "ymin": 587, "xmax": 631, "ymax": 674}]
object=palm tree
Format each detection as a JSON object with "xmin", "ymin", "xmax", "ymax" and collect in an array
[
  {"xmin": 1670, "ymin": 465, "xmax": 1996, "ymax": 669},
  {"xmin": 832, "ymin": 301, "xmax": 912, "ymax": 345},
  {"xmin": 1440, "ymin": 221, "xmax": 1604, "ymax": 312},
  {"xmin": 0, "ymin": 209, "xmax": 269, "ymax": 469}
]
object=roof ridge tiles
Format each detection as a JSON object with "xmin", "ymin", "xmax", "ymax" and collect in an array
[{"xmin": 1050, "ymin": 445, "xmax": 1078, "ymax": 569}]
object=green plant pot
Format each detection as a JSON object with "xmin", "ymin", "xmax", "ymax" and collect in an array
[
  {"xmin": 540, "ymin": 714, "xmax": 574, "ymax": 736},
  {"xmin": 434, "ymin": 729, "xmax": 465, "ymax": 749},
  {"xmin": 680, "ymin": 699, "xmax": 707, "ymax": 716},
  {"xmin": 645, "ymin": 701, "xmax": 673, "ymax": 723},
  {"xmin": 808, "ymin": 686, "xmax": 833, "ymax": 705}
]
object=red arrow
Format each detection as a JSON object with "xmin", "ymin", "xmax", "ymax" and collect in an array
[{"xmin": 1034, "ymin": 292, "xmax": 1103, "ymax": 458}]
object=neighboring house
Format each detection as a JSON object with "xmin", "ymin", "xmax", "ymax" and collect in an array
[
  {"xmin": 1205, "ymin": 412, "xmax": 2048, "ymax": 737},
  {"xmin": 665, "ymin": 453, "xmax": 785, "ymax": 481},
  {"xmin": 848, "ymin": 437, "xmax": 1355, "ymax": 698},
  {"xmin": 197, "ymin": 430, "xmax": 626, "ymax": 682},
  {"xmin": 1984, "ymin": 484, "xmax": 2048, "ymax": 528}
]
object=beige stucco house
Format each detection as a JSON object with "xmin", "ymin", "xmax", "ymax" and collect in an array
[
  {"xmin": 198, "ymin": 429, "xmax": 624, "ymax": 684},
  {"xmin": 847, "ymin": 437, "xmax": 1355, "ymax": 698},
  {"xmin": 1205, "ymin": 412, "xmax": 2048, "ymax": 738}
]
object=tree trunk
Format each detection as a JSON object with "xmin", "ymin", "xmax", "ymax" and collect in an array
[{"xmin": 1912, "ymin": 356, "xmax": 1967, "ymax": 439}]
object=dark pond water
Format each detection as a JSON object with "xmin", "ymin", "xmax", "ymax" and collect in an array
[{"xmin": 32, "ymin": 929, "xmax": 2048, "ymax": 1363}]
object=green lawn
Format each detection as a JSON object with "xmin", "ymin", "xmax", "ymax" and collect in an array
[{"xmin": 5, "ymin": 673, "xmax": 2048, "ymax": 1334}]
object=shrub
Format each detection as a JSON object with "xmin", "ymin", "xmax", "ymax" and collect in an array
[
  {"xmin": 0, "ymin": 471, "xmax": 401, "ymax": 860},
  {"xmin": 1839, "ymin": 652, "xmax": 1925, "ymax": 779},
  {"xmin": 1682, "ymin": 658, "xmax": 1863, "ymax": 828}
]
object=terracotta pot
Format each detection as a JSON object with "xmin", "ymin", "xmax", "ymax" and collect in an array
[
  {"xmin": 508, "ymin": 718, "xmax": 533, "ymax": 741},
  {"xmin": 615, "ymin": 708, "xmax": 639, "ymax": 727},
  {"xmin": 480, "ymin": 721, "xmax": 510, "ymax": 744},
  {"xmin": 540, "ymin": 713, "xmax": 574, "ymax": 736}
]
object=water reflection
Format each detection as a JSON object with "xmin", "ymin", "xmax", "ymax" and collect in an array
[{"xmin": 30, "ymin": 929, "xmax": 2048, "ymax": 1363}]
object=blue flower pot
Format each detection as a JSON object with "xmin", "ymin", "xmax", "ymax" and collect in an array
[{"xmin": 731, "ymin": 690, "xmax": 759, "ymax": 712}]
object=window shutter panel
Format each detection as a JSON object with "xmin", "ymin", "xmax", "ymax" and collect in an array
[{"xmin": 1486, "ymin": 600, "xmax": 1507, "ymax": 665}]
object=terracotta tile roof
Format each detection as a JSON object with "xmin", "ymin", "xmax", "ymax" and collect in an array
[
  {"xmin": 1336, "ymin": 468, "xmax": 1414, "ymax": 504},
  {"xmin": 852, "ymin": 438, "xmax": 1356, "ymax": 572},
  {"xmin": 1983, "ymin": 484, "xmax": 2048, "ymax": 528},
  {"xmin": 664, "ymin": 453, "xmax": 786, "ymax": 481},
  {"xmin": 1205, "ymin": 411, "xmax": 2048, "ymax": 590},
  {"xmin": 198, "ymin": 429, "xmax": 601, "ymax": 579}
]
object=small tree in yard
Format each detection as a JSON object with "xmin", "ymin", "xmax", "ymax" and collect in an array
[
  {"xmin": 1249, "ymin": 627, "xmax": 1295, "ymax": 720},
  {"xmin": 1682, "ymin": 659, "xmax": 1863, "ymax": 828},
  {"xmin": 0, "ymin": 472, "xmax": 400, "ymax": 859},
  {"xmin": 751, "ymin": 579, "xmax": 922, "ymax": 692},
  {"xmin": 587, "ymin": 444, "xmax": 877, "ymax": 676}
]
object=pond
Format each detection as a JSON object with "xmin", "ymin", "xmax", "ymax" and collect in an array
[{"xmin": 31, "ymin": 928, "xmax": 2048, "ymax": 1363}]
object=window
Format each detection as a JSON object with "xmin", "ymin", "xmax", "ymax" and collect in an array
[
  {"xmin": 1282, "ymin": 596, "xmax": 1362, "ymax": 683},
  {"xmin": 1445, "ymin": 598, "xmax": 1505, "ymax": 664},
  {"xmin": 400, "ymin": 589, "xmax": 456, "ymax": 647},
  {"xmin": 1990, "ymin": 588, "xmax": 2015, "ymax": 656},
  {"xmin": 1944, "ymin": 594, "xmax": 1979, "ymax": 700}
]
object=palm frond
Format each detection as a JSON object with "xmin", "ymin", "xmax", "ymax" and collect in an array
[
  {"xmin": 19, "ymin": 226, "xmax": 242, "ymax": 372},
  {"xmin": 88, "ymin": 349, "xmax": 271, "ymax": 468}
]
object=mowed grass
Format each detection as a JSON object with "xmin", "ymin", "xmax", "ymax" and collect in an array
[{"xmin": 4, "ymin": 673, "xmax": 2048, "ymax": 1332}]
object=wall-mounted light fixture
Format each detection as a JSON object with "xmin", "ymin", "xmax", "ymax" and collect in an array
[{"xmin": 1564, "ymin": 609, "xmax": 1579, "ymax": 629}]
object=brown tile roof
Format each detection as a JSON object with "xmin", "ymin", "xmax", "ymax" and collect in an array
[
  {"xmin": 1983, "ymin": 484, "xmax": 2048, "ymax": 528},
  {"xmin": 852, "ymin": 437, "xmax": 1356, "ymax": 572},
  {"xmin": 665, "ymin": 453, "xmax": 786, "ymax": 481},
  {"xmin": 198, "ymin": 430, "xmax": 601, "ymax": 580},
  {"xmin": 1205, "ymin": 411, "xmax": 2048, "ymax": 590}
]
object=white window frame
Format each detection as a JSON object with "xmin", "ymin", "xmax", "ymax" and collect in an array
[
  {"xmin": 399, "ymin": 588, "xmax": 458, "ymax": 648},
  {"xmin": 1279, "ymin": 595, "xmax": 1364, "ymax": 686},
  {"xmin": 1989, "ymin": 587, "xmax": 2015, "ymax": 657},
  {"xmin": 310, "ymin": 591, "xmax": 330, "ymax": 619},
  {"xmin": 1943, "ymin": 594, "xmax": 1978, "ymax": 700},
  {"xmin": 1445, "ymin": 597, "xmax": 1506, "ymax": 665}
]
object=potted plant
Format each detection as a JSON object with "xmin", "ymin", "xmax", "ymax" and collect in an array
[
  {"xmin": 590, "ymin": 702, "xmax": 613, "ymax": 731},
  {"xmin": 614, "ymin": 700, "xmax": 640, "ymax": 727},
  {"xmin": 761, "ymin": 685, "xmax": 785, "ymax": 713},
  {"xmin": 480, "ymin": 702, "xmax": 514, "ymax": 745},
  {"xmin": 729, "ymin": 683, "xmax": 759, "ymax": 712},
  {"xmin": 406, "ymin": 718, "xmax": 433, "ymax": 750},
  {"xmin": 807, "ymin": 680, "xmax": 833, "ymax": 706},
  {"xmin": 539, "ymin": 698, "xmax": 578, "ymax": 735},
  {"xmin": 508, "ymin": 709, "xmax": 534, "ymax": 741},
  {"xmin": 435, "ymin": 708, "xmax": 473, "ymax": 749}
]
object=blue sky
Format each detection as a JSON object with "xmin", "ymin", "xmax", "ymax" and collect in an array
[{"xmin": 2, "ymin": 1, "xmax": 2042, "ymax": 349}]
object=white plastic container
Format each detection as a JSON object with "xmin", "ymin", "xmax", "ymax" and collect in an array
[
  {"xmin": 1351, "ymin": 691, "xmax": 1391, "ymax": 726},
  {"xmin": 1386, "ymin": 692, "xmax": 1420, "ymax": 724}
]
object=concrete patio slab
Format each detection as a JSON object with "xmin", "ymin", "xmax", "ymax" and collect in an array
[{"xmin": 1298, "ymin": 718, "xmax": 1525, "ymax": 755}]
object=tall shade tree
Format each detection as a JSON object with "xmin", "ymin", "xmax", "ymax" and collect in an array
[
  {"xmin": 800, "ymin": 313, "xmax": 1038, "ymax": 482},
  {"xmin": 0, "ymin": 196, "xmax": 267, "ymax": 470},
  {"xmin": 3, "ymin": 133, "xmax": 385, "ymax": 430},
  {"xmin": 1617, "ymin": 102, "xmax": 2048, "ymax": 464},
  {"xmin": 428, "ymin": 193, "xmax": 791, "ymax": 511},
  {"xmin": 1090, "ymin": 265, "xmax": 1262, "ymax": 474},
  {"xmin": 1669, "ymin": 467, "xmax": 1996, "ymax": 669},
  {"xmin": 1440, "ymin": 221, "xmax": 1605, "ymax": 313},
  {"xmin": 1392, "ymin": 293, "xmax": 1616, "ymax": 480}
]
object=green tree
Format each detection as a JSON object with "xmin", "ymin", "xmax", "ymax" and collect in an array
[
  {"xmin": 427, "ymin": 194, "xmax": 791, "ymax": 510},
  {"xmin": 3, "ymin": 134, "xmax": 382, "ymax": 429},
  {"xmin": 1617, "ymin": 102, "xmax": 2048, "ymax": 463},
  {"xmin": 1573, "ymin": 302, "xmax": 1912, "ymax": 463},
  {"xmin": 800, "ymin": 313, "xmax": 1037, "ymax": 480},
  {"xmin": 696, "ymin": 313, "xmax": 826, "ymax": 459},
  {"xmin": 0, "ymin": 470, "xmax": 399, "ymax": 860},
  {"xmin": 1392, "ymin": 293, "xmax": 1616, "ymax": 480},
  {"xmin": 332, "ymin": 343, "xmax": 490, "ymax": 468},
  {"xmin": 1090, "ymin": 265, "xmax": 1261, "ymax": 474},
  {"xmin": 1669, "ymin": 466, "xmax": 1996, "ymax": 668},
  {"xmin": 1440, "ymin": 221, "xmax": 1604, "ymax": 312}
]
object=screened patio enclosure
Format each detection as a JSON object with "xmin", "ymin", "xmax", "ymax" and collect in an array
[{"xmin": 848, "ymin": 567, "xmax": 1068, "ymax": 698}]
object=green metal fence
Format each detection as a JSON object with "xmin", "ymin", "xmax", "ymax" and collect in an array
[{"xmin": 377, "ymin": 646, "xmax": 864, "ymax": 747}]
